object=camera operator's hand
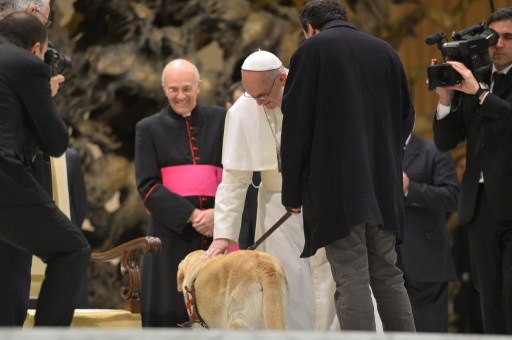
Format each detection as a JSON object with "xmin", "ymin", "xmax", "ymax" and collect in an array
[
  {"xmin": 444, "ymin": 61, "xmax": 479, "ymax": 97},
  {"xmin": 429, "ymin": 59, "xmax": 453, "ymax": 106},
  {"xmin": 50, "ymin": 74, "xmax": 65, "ymax": 97}
]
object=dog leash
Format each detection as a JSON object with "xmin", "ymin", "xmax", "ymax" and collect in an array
[{"xmin": 247, "ymin": 211, "xmax": 292, "ymax": 250}]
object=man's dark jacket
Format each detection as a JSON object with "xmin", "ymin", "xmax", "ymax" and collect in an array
[
  {"xmin": 0, "ymin": 37, "xmax": 68, "ymax": 207},
  {"xmin": 0, "ymin": 36, "xmax": 69, "ymax": 324},
  {"xmin": 281, "ymin": 20, "xmax": 415, "ymax": 257},
  {"xmin": 398, "ymin": 135, "xmax": 458, "ymax": 282},
  {"xmin": 433, "ymin": 65, "xmax": 512, "ymax": 224}
]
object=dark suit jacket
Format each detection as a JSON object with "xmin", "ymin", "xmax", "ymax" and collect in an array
[
  {"xmin": 434, "ymin": 65, "xmax": 512, "ymax": 224},
  {"xmin": 398, "ymin": 136, "xmax": 458, "ymax": 282},
  {"xmin": 0, "ymin": 37, "xmax": 69, "ymax": 322},
  {"xmin": 281, "ymin": 20, "xmax": 414, "ymax": 257},
  {"xmin": 0, "ymin": 37, "xmax": 68, "ymax": 207}
]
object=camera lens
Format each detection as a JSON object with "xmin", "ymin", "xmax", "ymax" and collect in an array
[
  {"xmin": 437, "ymin": 66, "xmax": 456, "ymax": 84},
  {"xmin": 44, "ymin": 42, "xmax": 72, "ymax": 76},
  {"xmin": 481, "ymin": 28, "xmax": 499, "ymax": 47}
]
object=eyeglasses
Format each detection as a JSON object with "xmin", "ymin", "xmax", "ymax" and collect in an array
[
  {"xmin": 244, "ymin": 76, "xmax": 277, "ymax": 102},
  {"xmin": 34, "ymin": 8, "xmax": 52, "ymax": 28},
  {"xmin": 164, "ymin": 85, "xmax": 195, "ymax": 95}
]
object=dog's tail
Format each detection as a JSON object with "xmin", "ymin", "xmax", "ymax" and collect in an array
[{"xmin": 259, "ymin": 257, "xmax": 288, "ymax": 330}]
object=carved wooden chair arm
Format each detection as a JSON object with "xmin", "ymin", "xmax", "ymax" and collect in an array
[{"xmin": 90, "ymin": 236, "xmax": 162, "ymax": 313}]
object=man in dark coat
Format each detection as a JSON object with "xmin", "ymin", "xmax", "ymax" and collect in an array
[
  {"xmin": 0, "ymin": 0, "xmax": 71, "ymax": 326},
  {"xmin": 135, "ymin": 59, "xmax": 225, "ymax": 327},
  {"xmin": 281, "ymin": 0, "xmax": 415, "ymax": 331},
  {"xmin": 432, "ymin": 7, "xmax": 512, "ymax": 334},
  {"xmin": 0, "ymin": 12, "xmax": 90, "ymax": 326},
  {"xmin": 397, "ymin": 135, "xmax": 459, "ymax": 332}
]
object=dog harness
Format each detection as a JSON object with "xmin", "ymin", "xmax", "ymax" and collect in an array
[{"xmin": 179, "ymin": 281, "xmax": 209, "ymax": 329}]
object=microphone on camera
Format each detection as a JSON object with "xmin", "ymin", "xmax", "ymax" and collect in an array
[{"xmin": 425, "ymin": 32, "xmax": 446, "ymax": 45}]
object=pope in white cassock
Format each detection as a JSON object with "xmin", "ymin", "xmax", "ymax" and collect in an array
[{"xmin": 203, "ymin": 50, "xmax": 338, "ymax": 330}]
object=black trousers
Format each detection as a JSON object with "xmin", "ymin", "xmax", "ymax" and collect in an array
[
  {"xmin": 403, "ymin": 278, "xmax": 449, "ymax": 332},
  {"xmin": 238, "ymin": 172, "xmax": 259, "ymax": 249},
  {"xmin": 0, "ymin": 202, "xmax": 90, "ymax": 326},
  {"xmin": 0, "ymin": 241, "xmax": 31, "ymax": 326},
  {"xmin": 467, "ymin": 185, "xmax": 512, "ymax": 334}
]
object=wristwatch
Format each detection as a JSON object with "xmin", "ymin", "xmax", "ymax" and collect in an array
[{"xmin": 474, "ymin": 82, "xmax": 489, "ymax": 99}]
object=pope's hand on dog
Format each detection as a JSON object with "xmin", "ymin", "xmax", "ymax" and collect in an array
[
  {"xmin": 190, "ymin": 208, "xmax": 214, "ymax": 237},
  {"xmin": 201, "ymin": 238, "xmax": 230, "ymax": 261}
]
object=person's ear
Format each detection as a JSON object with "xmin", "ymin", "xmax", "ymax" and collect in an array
[
  {"xmin": 30, "ymin": 42, "xmax": 41, "ymax": 56},
  {"xmin": 279, "ymin": 71, "xmax": 287, "ymax": 85},
  {"xmin": 196, "ymin": 79, "xmax": 202, "ymax": 93},
  {"xmin": 304, "ymin": 23, "xmax": 321, "ymax": 38},
  {"xmin": 26, "ymin": 4, "xmax": 36, "ymax": 14}
]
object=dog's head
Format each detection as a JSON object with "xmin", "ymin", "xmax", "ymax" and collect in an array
[{"xmin": 177, "ymin": 250, "xmax": 214, "ymax": 292}]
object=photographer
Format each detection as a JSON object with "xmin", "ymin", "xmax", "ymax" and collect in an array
[
  {"xmin": 432, "ymin": 7, "xmax": 512, "ymax": 334},
  {"xmin": 0, "ymin": 12, "xmax": 90, "ymax": 327},
  {"xmin": 0, "ymin": 0, "xmax": 65, "ymax": 95},
  {"xmin": 0, "ymin": 0, "xmax": 75, "ymax": 327}
]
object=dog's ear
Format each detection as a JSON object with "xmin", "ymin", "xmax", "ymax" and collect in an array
[
  {"xmin": 177, "ymin": 250, "xmax": 208, "ymax": 292},
  {"xmin": 177, "ymin": 258, "xmax": 185, "ymax": 292}
]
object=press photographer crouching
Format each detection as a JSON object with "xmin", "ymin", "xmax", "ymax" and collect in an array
[
  {"xmin": 431, "ymin": 7, "xmax": 512, "ymax": 335},
  {"xmin": 0, "ymin": 12, "xmax": 90, "ymax": 326}
]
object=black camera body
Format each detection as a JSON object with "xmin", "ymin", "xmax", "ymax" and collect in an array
[
  {"xmin": 427, "ymin": 64, "xmax": 463, "ymax": 89},
  {"xmin": 426, "ymin": 24, "xmax": 498, "ymax": 90},
  {"xmin": 44, "ymin": 42, "xmax": 71, "ymax": 76}
]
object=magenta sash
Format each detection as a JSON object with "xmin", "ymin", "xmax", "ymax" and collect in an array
[{"xmin": 161, "ymin": 165, "xmax": 222, "ymax": 197}]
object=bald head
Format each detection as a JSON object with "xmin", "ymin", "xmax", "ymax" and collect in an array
[
  {"xmin": 161, "ymin": 59, "xmax": 202, "ymax": 116},
  {"xmin": 161, "ymin": 59, "xmax": 200, "ymax": 85}
]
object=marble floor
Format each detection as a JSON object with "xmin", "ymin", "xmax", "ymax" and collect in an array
[{"xmin": 0, "ymin": 328, "xmax": 510, "ymax": 340}]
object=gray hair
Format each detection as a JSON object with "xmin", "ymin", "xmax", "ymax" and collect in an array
[
  {"xmin": 266, "ymin": 66, "xmax": 286, "ymax": 81},
  {"xmin": 242, "ymin": 65, "xmax": 286, "ymax": 82},
  {"xmin": 0, "ymin": 0, "xmax": 50, "ymax": 18}
]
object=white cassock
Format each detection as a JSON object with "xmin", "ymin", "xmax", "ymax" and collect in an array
[{"xmin": 214, "ymin": 95, "xmax": 338, "ymax": 330}]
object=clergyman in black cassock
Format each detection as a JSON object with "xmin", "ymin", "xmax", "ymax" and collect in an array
[{"xmin": 135, "ymin": 59, "xmax": 225, "ymax": 327}]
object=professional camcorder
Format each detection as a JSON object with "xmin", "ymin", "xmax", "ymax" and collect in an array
[
  {"xmin": 44, "ymin": 42, "xmax": 71, "ymax": 76},
  {"xmin": 426, "ymin": 23, "xmax": 499, "ymax": 90}
]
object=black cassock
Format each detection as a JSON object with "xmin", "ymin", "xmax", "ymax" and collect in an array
[{"xmin": 135, "ymin": 104, "xmax": 225, "ymax": 327}]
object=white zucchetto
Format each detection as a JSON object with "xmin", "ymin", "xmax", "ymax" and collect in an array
[{"xmin": 241, "ymin": 50, "xmax": 282, "ymax": 71}]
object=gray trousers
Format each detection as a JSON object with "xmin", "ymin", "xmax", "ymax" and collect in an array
[{"xmin": 325, "ymin": 223, "xmax": 415, "ymax": 332}]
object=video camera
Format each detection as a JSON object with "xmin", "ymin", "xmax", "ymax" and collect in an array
[
  {"xmin": 44, "ymin": 42, "xmax": 71, "ymax": 76},
  {"xmin": 426, "ymin": 23, "xmax": 499, "ymax": 90}
]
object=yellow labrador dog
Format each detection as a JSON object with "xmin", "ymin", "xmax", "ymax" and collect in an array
[{"xmin": 177, "ymin": 249, "xmax": 287, "ymax": 329}]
